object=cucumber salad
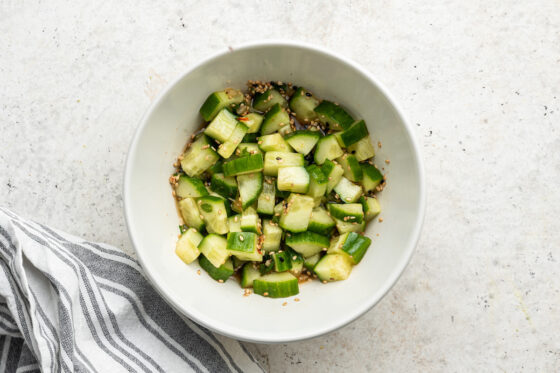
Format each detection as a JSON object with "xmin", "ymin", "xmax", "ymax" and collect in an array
[{"xmin": 170, "ymin": 81, "xmax": 386, "ymax": 299}]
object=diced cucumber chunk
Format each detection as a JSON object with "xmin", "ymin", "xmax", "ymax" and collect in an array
[
  {"xmin": 218, "ymin": 122, "xmax": 248, "ymax": 158},
  {"xmin": 285, "ymin": 231, "xmax": 330, "ymax": 258},
  {"xmin": 228, "ymin": 215, "xmax": 242, "ymax": 232},
  {"xmin": 361, "ymin": 164, "xmax": 384, "ymax": 192},
  {"xmin": 237, "ymin": 143, "xmax": 262, "ymax": 156},
  {"xmin": 314, "ymin": 135, "xmax": 344, "ymax": 165},
  {"xmin": 328, "ymin": 232, "xmax": 371, "ymax": 264},
  {"xmin": 259, "ymin": 133, "xmax": 293, "ymax": 152},
  {"xmin": 305, "ymin": 165, "xmax": 328, "ymax": 197},
  {"xmin": 333, "ymin": 177, "xmax": 363, "ymax": 203},
  {"xmin": 334, "ymin": 218, "xmax": 365, "ymax": 234},
  {"xmin": 262, "ymin": 220, "xmax": 282, "ymax": 252},
  {"xmin": 289, "ymin": 87, "xmax": 320, "ymax": 123},
  {"xmin": 241, "ymin": 263, "xmax": 261, "ymax": 288},
  {"xmin": 198, "ymin": 196, "xmax": 229, "ymax": 234},
  {"xmin": 261, "ymin": 103, "xmax": 291, "ymax": 135},
  {"xmin": 200, "ymin": 89, "xmax": 244, "ymax": 122},
  {"xmin": 314, "ymin": 101, "xmax": 354, "ymax": 130},
  {"xmin": 279, "ymin": 194, "xmax": 314, "ymax": 233},
  {"xmin": 272, "ymin": 251, "xmax": 292, "ymax": 272},
  {"xmin": 285, "ymin": 130, "xmax": 321, "ymax": 156},
  {"xmin": 242, "ymin": 133, "xmax": 259, "ymax": 143},
  {"xmin": 232, "ymin": 256, "xmax": 246, "ymax": 271},
  {"xmin": 227, "ymin": 232, "xmax": 263, "ymax": 261},
  {"xmin": 253, "ymin": 272, "xmax": 299, "ymax": 298},
  {"xmin": 314, "ymin": 254, "xmax": 353, "ymax": 282},
  {"xmin": 240, "ymin": 113, "xmax": 264, "ymax": 133},
  {"xmin": 198, "ymin": 234, "xmax": 229, "ymax": 268},
  {"xmin": 263, "ymin": 151, "xmax": 304, "ymax": 176},
  {"xmin": 237, "ymin": 172, "xmax": 263, "ymax": 209},
  {"xmin": 308, "ymin": 206, "xmax": 335, "ymax": 235},
  {"xmin": 223, "ymin": 154, "xmax": 264, "ymax": 177},
  {"xmin": 348, "ymin": 136, "xmax": 375, "ymax": 161},
  {"xmin": 178, "ymin": 197, "xmax": 205, "ymax": 231},
  {"xmin": 335, "ymin": 120, "xmax": 369, "ymax": 147},
  {"xmin": 241, "ymin": 207, "xmax": 261, "ymax": 234},
  {"xmin": 205, "ymin": 108, "xmax": 239, "ymax": 143},
  {"xmin": 199, "ymin": 256, "xmax": 234, "ymax": 282},
  {"xmin": 253, "ymin": 89, "xmax": 288, "ymax": 112},
  {"xmin": 181, "ymin": 135, "xmax": 220, "ymax": 177},
  {"xmin": 328, "ymin": 203, "xmax": 364, "ymax": 224},
  {"xmin": 287, "ymin": 249, "xmax": 304, "ymax": 276},
  {"xmin": 206, "ymin": 159, "xmax": 223, "ymax": 177},
  {"xmin": 303, "ymin": 253, "xmax": 321, "ymax": 271},
  {"xmin": 175, "ymin": 175, "xmax": 208, "ymax": 199},
  {"xmin": 360, "ymin": 196, "xmax": 381, "ymax": 221},
  {"xmin": 257, "ymin": 177, "xmax": 276, "ymax": 215},
  {"xmin": 175, "ymin": 228, "xmax": 203, "ymax": 264},
  {"xmin": 277, "ymin": 166, "xmax": 309, "ymax": 193},
  {"xmin": 210, "ymin": 173, "xmax": 238, "ymax": 199},
  {"xmin": 336, "ymin": 154, "xmax": 363, "ymax": 182},
  {"xmin": 321, "ymin": 159, "xmax": 344, "ymax": 193}
]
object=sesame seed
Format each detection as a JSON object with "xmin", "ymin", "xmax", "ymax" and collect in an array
[
  {"xmin": 385, "ymin": 159, "xmax": 390, "ymax": 164},
  {"xmin": 282, "ymin": 302, "xmax": 288, "ymax": 306},
  {"xmin": 379, "ymin": 218, "xmax": 384, "ymax": 222},
  {"xmin": 322, "ymin": 280, "xmax": 327, "ymax": 284},
  {"xmin": 239, "ymin": 235, "xmax": 244, "ymax": 241},
  {"xmin": 218, "ymin": 279, "xmax": 224, "ymax": 283},
  {"xmin": 199, "ymin": 215, "xmax": 204, "ymax": 220},
  {"xmin": 294, "ymin": 298, "xmax": 300, "ymax": 302},
  {"xmin": 292, "ymin": 256, "xmax": 297, "ymax": 260},
  {"xmin": 197, "ymin": 270, "xmax": 201, "ymax": 275},
  {"xmin": 263, "ymin": 292, "xmax": 269, "ymax": 296}
]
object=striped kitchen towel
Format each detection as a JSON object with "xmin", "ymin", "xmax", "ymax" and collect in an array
[{"xmin": 0, "ymin": 208, "xmax": 264, "ymax": 373}]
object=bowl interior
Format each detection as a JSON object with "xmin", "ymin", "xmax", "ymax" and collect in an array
[{"xmin": 125, "ymin": 43, "xmax": 424, "ymax": 343}]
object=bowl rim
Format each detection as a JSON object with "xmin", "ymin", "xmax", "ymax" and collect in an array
[{"xmin": 123, "ymin": 40, "xmax": 426, "ymax": 343}]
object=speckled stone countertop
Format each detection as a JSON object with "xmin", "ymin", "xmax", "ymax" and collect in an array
[{"xmin": 2, "ymin": 1, "xmax": 559, "ymax": 371}]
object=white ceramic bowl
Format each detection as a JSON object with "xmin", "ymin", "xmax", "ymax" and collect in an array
[{"xmin": 124, "ymin": 41, "xmax": 425, "ymax": 343}]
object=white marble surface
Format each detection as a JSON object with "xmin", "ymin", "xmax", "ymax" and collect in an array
[{"xmin": 2, "ymin": 1, "xmax": 559, "ymax": 371}]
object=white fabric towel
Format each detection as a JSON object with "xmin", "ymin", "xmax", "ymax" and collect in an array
[{"xmin": 0, "ymin": 208, "xmax": 264, "ymax": 373}]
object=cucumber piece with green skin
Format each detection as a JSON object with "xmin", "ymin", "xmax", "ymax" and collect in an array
[
  {"xmin": 240, "ymin": 112, "xmax": 264, "ymax": 133},
  {"xmin": 181, "ymin": 135, "xmax": 220, "ymax": 177},
  {"xmin": 289, "ymin": 87, "xmax": 320, "ymax": 123},
  {"xmin": 277, "ymin": 166, "xmax": 309, "ymax": 193},
  {"xmin": 210, "ymin": 173, "xmax": 238, "ymax": 199},
  {"xmin": 328, "ymin": 203, "xmax": 364, "ymax": 224},
  {"xmin": 285, "ymin": 130, "xmax": 321, "ymax": 156},
  {"xmin": 232, "ymin": 256, "xmax": 246, "ymax": 271},
  {"xmin": 237, "ymin": 172, "xmax": 263, "ymax": 209},
  {"xmin": 198, "ymin": 234, "xmax": 229, "ymax": 268},
  {"xmin": 271, "ymin": 202, "xmax": 283, "ymax": 223},
  {"xmin": 308, "ymin": 206, "xmax": 335, "ymax": 235},
  {"xmin": 260, "ymin": 103, "xmax": 291, "ymax": 135},
  {"xmin": 227, "ymin": 232, "xmax": 263, "ymax": 261},
  {"xmin": 241, "ymin": 263, "xmax": 261, "ymax": 288},
  {"xmin": 303, "ymin": 253, "xmax": 321, "ymax": 271},
  {"xmin": 360, "ymin": 196, "xmax": 381, "ymax": 221},
  {"xmin": 259, "ymin": 253, "xmax": 274, "ymax": 275},
  {"xmin": 198, "ymin": 196, "xmax": 229, "ymax": 234},
  {"xmin": 228, "ymin": 215, "xmax": 242, "ymax": 232},
  {"xmin": 288, "ymin": 250, "xmax": 304, "ymax": 276},
  {"xmin": 263, "ymin": 151, "xmax": 304, "ymax": 176},
  {"xmin": 200, "ymin": 89, "xmax": 244, "ymax": 122},
  {"xmin": 328, "ymin": 232, "xmax": 371, "ymax": 264},
  {"xmin": 361, "ymin": 164, "xmax": 384, "ymax": 192},
  {"xmin": 218, "ymin": 122, "xmax": 248, "ymax": 158},
  {"xmin": 334, "ymin": 218, "xmax": 365, "ymax": 234},
  {"xmin": 321, "ymin": 159, "xmax": 344, "ymax": 193},
  {"xmin": 257, "ymin": 177, "xmax": 276, "ymax": 215},
  {"xmin": 272, "ymin": 251, "xmax": 292, "ymax": 272},
  {"xmin": 199, "ymin": 255, "xmax": 234, "ymax": 282},
  {"xmin": 242, "ymin": 133, "xmax": 259, "ymax": 143},
  {"xmin": 314, "ymin": 101, "xmax": 354, "ymax": 130},
  {"xmin": 314, "ymin": 254, "xmax": 353, "ymax": 282},
  {"xmin": 237, "ymin": 143, "xmax": 262, "ymax": 156},
  {"xmin": 240, "ymin": 207, "xmax": 261, "ymax": 234},
  {"xmin": 253, "ymin": 89, "xmax": 288, "ymax": 112},
  {"xmin": 175, "ymin": 175, "xmax": 209, "ymax": 199},
  {"xmin": 175, "ymin": 228, "xmax": 203, "ymax": 264},
  {"xmin": 335, "ymin": 120, "xmax": 369, "ymax": 148},
  {"xmin": 314, "ymin": 135, "xmax": 344, "ymax": 165},
  {"xmin": 333, "ymin": 177, "xmax": 363, "ymax": 203},
  {"xmin": 253, "ymin": 272, "xmax": 299, "ymax": 298},
  {"xmin": 258, "ymin": 133, "xmax": 293, "ymax": 152},
  {"xmin": 223, "ymin": 154, "xmax": 264, "ymax": 177},
  {"xmin": 206, "ymin": 159, "xmax": 223, "ymax": 177},
  {"xmin": 348, "ymin": 136, "xmax": 376, "ymax": 161},
  {"xmin": 277, "ymin": 124, "xmax": 294, "ymax": 137},
  {"xmin": 205, "ymin": 108, "xmax": 239, "ymax": 143},
  {"xmin": 336, "ymin": 154, "xmax": 363, "ymax": 182},
  {"xmin": 178, "ymin": 197, "xmax": 205, "ymax": 231},
  {"xmin": 285, "ymin": 231, "xmax": 330, "ymax": 258},
  {"xmin": 279, "ymin": 193, "xmax": 314, "ymax": 233},
  {"xmin": 305, "ymin": 165, "xmax": 328, "ymax": 197},
  {"xmin": 262, "ymin": 219, "xmax": 282, "ymax": 251}
]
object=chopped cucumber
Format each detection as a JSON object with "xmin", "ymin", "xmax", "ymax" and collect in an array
[
  {"xmin": 347, "ymin": 136, "xmax": 375, "ymax": 161},
  {"xmin": 333, "ymin": 177, "xmax": 363, "ymax": 203},
  {"xmin": 259, "ymin": 133, "xmax": 293, "ymax": 152},
  {"xmin": 210, "ymin": 173, "xmax": 238, "ymax": 199},
  {"xmin": 227, "ymin": 232, "xmax": 263, "ymax": 261},
  {"xmin": 200, "ymin": 89, "xmax": 244, "ymax": 122},
  {"xmin": 328, "ymin": 203, "xmax": 364, "ymax": 224},
  {"xmin": 277, "ymin": 166, "xmax": 309, "ymax": 193},
  {"xmin": 303, "ymin": 253, "xmax": 321, "ymax": 271},
  {"xmin": 175, "ymin": 228, "xmax": 203, "ymax": 264},
  {"xmin": 205, "ymin": 108, "xmax": 239, "ymax": 143},
  {"xmin": 272, "ymin": 251, "xmax": 292, "ymax": 272},
  {"xmin": 199, "ymin": 256, "xmax": 234, "ymax": 282},
  {"xmin": 314, "ymin": 101, "xmax": 354, "ymax": 130},
  {"xmin": 261, "ymin": 103, "xmax": 291, "ymax": 135},
  {"xmin": 198, "ymin": 196, "xmax": 229, "ymax": 234},
  {"xmin": 361, "ymin": 164, "xmax": 384, "ymax": 192},
  {"xmin": 253, "ymin": 89, "xmax": 288, "ymax": 112},
  {"xmin": 262, "ymin": 219, "xmax": 283, "ymax": 252},
  {"xmin": 241, "ymin": 263, "xmax": 261, "ymax": 288},
  {"xmin": 181, "ymin": 135, "xmax": 220, "ymax": 177},
  {"xmin": 285, "ymin": 231, "xmax": 330, "ymax": 258},
  {"xmin": 321, "ymin": 159, "xmax": 344, "ymax": 193},
  {"xmin": 242, "ymin": 133, "xmax": 259, "ymax": 143},
  {"xmin": 178, "ymin": 197, "xmax": 205, "ymax": 231},
  {"xmin": 223, "ymin": 153, "xmax": 264, "ymax": 177},
  {"xmin": 314, "ymin": 135, "xmax": 344, "ymax": 165},
  {"xmin": 279, "ymin": 194, "xmax": 314, "ymax": 233},
  {"xmin": 308, "ymin": 206, "xmax": 335, "ymax": 235},
  {"xmin": 263, "ymin": 151, "xmax": 304, "ymax": 176},
  {"xmin": 175, "ymin": 175, "xmax": 208, "ymax": 199},
  {"xmin": 198, "ymin": 234, "xmax": 229, "ymax": 268},
  {"xmin": 335, "ymin": 120, "xmax": 369, "ymax": 147},
  {"xmin": 241, "ymin": 207, "xmax": 261, "ymax": 234},
  {"xmin": 257, "ymin": 177, "xmax": 276, "ymax": 215},
  {"xmin": 305, "ymin": 165, "xmax": 328, "ymax": 197},
  {"xmin": 237, "ymin": 172, "xmax": 263, "ymax": 209},
  {"xmin": 328, "ymin": 232, "xmax": 371, "ymax": 264},
  {"xmin": 218, "ymin": 122, "xmax": 248, "ymax": 158},
  {"xmin": 289, "ymin": 87, "xmax": 320, "ymax": 123},
  {"xmin": 314, "ymin": 254, "xmax": 353, "ymax": 282},
  {"xmin": 240, "ymin": 112, "xmax": 264, "ymax": 133},
  {"xmin": 334, "ymin": 218, "xmax": 365, "ymax": 234},
  {"xmin": 287, "ymin": 249, "xmax": 304, "ymax": 276},
  {"xmin": 285, "ymin": 130, "xmax": 321, "ymax": 156},
  {"xmin": 237, "ymin": 143, "xmax": 262, "ymax": 156},
  {"xmin": 337, "ymin": 154, "xmax": 363, "ymax": 182},
  {"xmin": 228, "ymin": 214, "xmax": 242, "ymax": 232},
  {"xmin": 360, "ymin": 196, "xmax": 381, "ymax": 221},
  {"xmin": 206, "ymin": 159, "xmax": 223, "ymax": 177},
  {"xmin": 253, "ymin": 272, "xmax": 299, "ymax": 298}
]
